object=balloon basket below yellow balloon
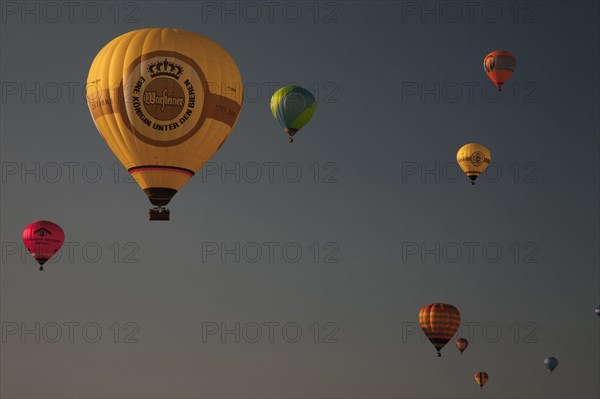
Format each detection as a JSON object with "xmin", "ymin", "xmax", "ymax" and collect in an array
[
  {"xmin": 149, "ymin": 207, "xmax": 170, "ymax": 221},
  {"xmin": 284, "ymin": 128, "xmax": 298, "ymax": 144}
]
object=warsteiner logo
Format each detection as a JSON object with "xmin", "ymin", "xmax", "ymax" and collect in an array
[
  {"xmin": 143, "ymin": 59, "xmax": 186, "ymax": 120},
  {"xmin": 143, "ymin": 80, "xmax": 186, "ymax": 120},
  {"xmin": 121, "ymin": 52, "xmax": 205, "ymax": 147}
]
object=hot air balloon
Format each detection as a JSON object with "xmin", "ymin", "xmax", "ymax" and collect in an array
[
  {"xmin": 456, "ymin": 143, "xmax": 491, "ymax": 185},
  {"xmin": 86, "ymin": 28, "xmax": 243, "ymax": 220},
  {"xmin": 544, "ymin": 357, "xmax": 558, "ymax": 374},
  {"xmin": 270, "ymin": 85, "xmax": 316, "ymax": 143},
  {"xmin": 419, "ymin": 303, "xmax": 461, "ymax": 357},
  {"xmin": 22, "ymin": 221, "xmax": 65, "ymax": 271},
  {"xmin": 456, "ymin": 338, "xmax": 469, "ymax": 355},
  {"xmin": 595, "ymin": 305, "xmax": 600, "ymax": 317},
  {"xmin": 474, "ymin": 371, "xmax": 488, "ymax": 389},
  {"xmin": 483, "ymin": 50, "xmax": 516, "ymax": 91}
]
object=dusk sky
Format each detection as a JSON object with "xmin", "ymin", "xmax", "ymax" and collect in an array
[{"xmin": 1, "ymin": 1, "xmax": 599, "ymax": 398}]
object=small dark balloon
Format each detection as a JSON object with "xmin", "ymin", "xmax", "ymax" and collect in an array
[
  {"xmin": 456, "ymin": 338, "xmax": 469, "ymax": 355},
  {"xmin": 544, "ymin": 357, "xmax": 558, "ymax": 374}
]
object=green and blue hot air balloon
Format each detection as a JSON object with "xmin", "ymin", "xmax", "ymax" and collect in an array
[{"xmin": 270, "ymin": 85, "xmax": 316, "ymax": 143}]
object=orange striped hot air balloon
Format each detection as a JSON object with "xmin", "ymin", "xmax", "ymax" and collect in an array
[
  {"xmin": 419, "ymin": 303, "xmax": 461, "ymax": 357},
  {"xmin": 483, "ymin": 50, "xmax": 516, "ymax": 91},
  {"xmin": 474, "ymin": 371, "xmax": 489, "ymax": 389}
]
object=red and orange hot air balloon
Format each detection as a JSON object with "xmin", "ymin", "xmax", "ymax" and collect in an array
[
  {"xmin": 483, "ymin": 50, "xmax": 516, "ymax": 91},
  {"xmin": 22, "ymin": 221, "xmax": 64, "ymax": 271},
  {"xmin": 475, "ymin": 371, "xmax": 489, "ymax": 389},
  {"xmin": 419, "ymin": 303, "xmax": 461, "ymax": 357},
  {"xmin": 456, "ymin": 338, "xmax": 469, "ymax": 355}
]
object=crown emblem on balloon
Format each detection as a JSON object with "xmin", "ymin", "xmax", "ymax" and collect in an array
[{"xmin": 147, "ymin": 59, "xmax": 184, "ymax": 79}]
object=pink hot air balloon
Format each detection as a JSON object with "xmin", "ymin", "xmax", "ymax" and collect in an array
[
  {"xmin": 22, "ymin": 221, "xmax": 64, "ymax": 271},
  {"xmin": 456, "ymin": 338, "xmax": 469, "ymax": 355}
]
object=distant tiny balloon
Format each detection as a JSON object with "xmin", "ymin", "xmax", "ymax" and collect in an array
[
  {"xmin": 595, "ymin": 305, "xmax": 600, "ymax": 317},
  {"xmin": 456, "ymin": 338, "xmax": 469, "ymax": 355},
  {"xmin": 22, "ymin": 221, "xmax": 65, "ymax": 271},
  {"xmin": 474, "ymin": 371, "xmax": 488, "ymax": 389},
  {"xmin": 544, "ymin": 357, "xmax": 558, "ymax": 374}
]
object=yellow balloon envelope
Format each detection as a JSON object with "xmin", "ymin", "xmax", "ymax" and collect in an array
[
  {"xmin": 456, "ymin": 143, "xmax": 491, "ymax": 185},
  {"xmin": 86, "ymin": 28, "xmax": 243, "ymax": 220}
]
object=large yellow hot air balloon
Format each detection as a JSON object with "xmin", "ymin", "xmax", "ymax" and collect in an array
[
  {"xmin": 86, "ymin": 28, "xmax": 243, "ymax": 220},
  {"xmin": 456, "ymin": 143, "xmax": 491, "ymax": 185}
]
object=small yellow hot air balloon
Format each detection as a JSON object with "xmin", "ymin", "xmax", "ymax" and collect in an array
[
  {"xmin": 456, "ymin": 143, "xmax": 491, "ymax": 185},
  {"xmin": 86, "ymin": 28, "xmax": 243, "ymax": 220}
]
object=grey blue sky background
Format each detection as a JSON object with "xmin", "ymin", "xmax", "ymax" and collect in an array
[{"xmin": 1, "ymin": 1, "xmax": 599, "ymax": 398}]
